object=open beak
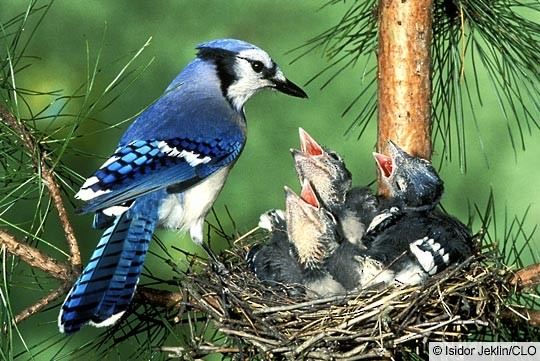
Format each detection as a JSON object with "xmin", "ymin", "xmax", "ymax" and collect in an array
[
  {"xmin": 373, "ymin": 152, "xmax": 393, "ymax": 179},
  {"xmin": 298, "ymin": 128, "xmax": 323, "ymax": 155},
  {"xmin": 373, "ymin": 140, "xmax": 406, "ymax": 179},
  {"xmin": 300, "ymin": 180, "xmax": 319, "ymax": 208}
]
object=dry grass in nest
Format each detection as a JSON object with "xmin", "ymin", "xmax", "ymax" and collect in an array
[{"xmin": 159, "ymin": 229, "xmax": 536, "ymax": 360}]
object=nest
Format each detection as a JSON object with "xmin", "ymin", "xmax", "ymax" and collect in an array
[{"xmin": 158, "ymin": 228, "xmax": 535, "ymax": 360}]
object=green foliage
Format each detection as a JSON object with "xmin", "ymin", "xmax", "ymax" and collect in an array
[
  {"xmin": 297, "ymin": 0, "xmax": 540, "ymax": 172},
  {"xmin": 1, "ymin": 0, "xmax": 539, "ymax": 359}
]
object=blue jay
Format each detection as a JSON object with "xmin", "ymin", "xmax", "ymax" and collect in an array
[
  {"xmin": 292, "ymin": 128, "xmax": 377, "ymax": 248},
  {"xmin": 354, "ymin": 141, "xmax": 472, "ymax": 287},
  {"xmin": 284, "ymin": 181, "xmax": 344, "ymax": 297},
  {"xmin": 248, "ymin": 182, "xmax": 344, "ymax": 297},
  {"xmin": 246, "ymin": 209, "xmax": 305, "ymax": 294},
  {"xmin": 59, "ymin": 39, "xmax": 307, "ymax": 334}
]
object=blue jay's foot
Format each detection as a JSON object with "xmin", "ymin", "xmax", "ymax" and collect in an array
[
  {"xmin": 365, "ymin": 207, "xmax": 402, "ymax": 235},
  {"xmin": 409, "ymin": 237, "xmax": 450, "ymax": 276},
  {"xmin": 258, "ymin": 209, "xmax": 286, "ymax": 232},
  {"xmin": 355, "ymin": 255, "xmax": 391, "ymax": 288},
  {"xmin": 201, "ymin": 242, "xmax": 229, "ymax": 275}
]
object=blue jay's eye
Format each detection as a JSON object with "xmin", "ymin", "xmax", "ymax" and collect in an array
[
  {"xmin": 327, "ymin": 151, "xmax": 341, "ymax": 161},
  {"xmin": 395, "ymin": 177, "xmax": 407, "ymax": 191},
  {"xmin": 250, "ymin": 60, "xmax": 264, "ymax": 73}
]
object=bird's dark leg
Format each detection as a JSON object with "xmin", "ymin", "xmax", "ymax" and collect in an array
[{"xmin": 201, "ymin": 242, "xmax": 229, "ymax": 274}]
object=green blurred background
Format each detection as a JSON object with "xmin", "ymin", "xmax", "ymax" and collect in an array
[{"xmin": 2, "ymin": 0, "xmax": 539, "ymax": 359}]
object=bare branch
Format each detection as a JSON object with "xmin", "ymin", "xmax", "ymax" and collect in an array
[
  {"xmin": 13, "ymin": 284, "xmax": 70, "ymax": 325},
  {"xmin": 134, "ymin": 286, "xmax": 184, "ymax": 308},
  {"xmin": 511, "ymin": 263, "xmax": 540, "ymax": 290},
  {"xmin": 41, "ymin": 167, "xmax": 81, "ymax": 272},
  {"xmin": 501, "ymin": 307, "xmax": 540, "ymax": 327},
  {"xmin": 0, "ymin": 230, "xmax": 70, "ymax": 280}
]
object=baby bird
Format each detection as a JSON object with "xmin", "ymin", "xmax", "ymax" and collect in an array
[
  {"xmin": 357, "ymin": 141, "xmax": 472, "ymax": 286},
  {"xmin": 247, "ymin": 181, "xmax": 344, "ymax": 297},
  {"xmin": 284, "ymin": 181, "xmax": 344, "ymax": 297},
  {"xmin": 292, "ymin": 128, "xmax": 377, "ymax": 248},
  {"xmin": 246, "ymin": 209, "xmax": 304, "ymax": 293}
]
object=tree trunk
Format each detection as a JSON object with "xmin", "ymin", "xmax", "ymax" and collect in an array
[{"xmin": 377, "ymin": 0, "xmax": 433, "ymax": 196}]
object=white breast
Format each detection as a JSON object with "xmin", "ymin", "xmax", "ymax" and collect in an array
[{"xmin": 157, "ymin": 167, "xmax": 230, "ymax": 244}]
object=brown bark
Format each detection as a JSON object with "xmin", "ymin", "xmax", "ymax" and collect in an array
[
  {"xmin": 510, "ymin": 263, "xmax": 540, "ymax": 290},
  {"xmin": 377, "ymin": 0, "xmax": 433, "ymax": 196}
]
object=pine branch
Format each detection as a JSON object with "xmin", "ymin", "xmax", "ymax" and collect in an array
[
  {"xmin": 13, "ymin": 285, "xmax": 70, "ymax": 325},
  {"xmin": 0, "ymin": 104, "xmax": 81, "ymax": 272},
  {"xmin": 511, "ymin": 264, "xmax": 540, "ymax": 290},
  {"xmin": 41, "ymin": 166, "xmax": 81, "ymax": 272},
  {"xmin": 0, "ymin": 230, "xmax": 69, "ymax": 280}
]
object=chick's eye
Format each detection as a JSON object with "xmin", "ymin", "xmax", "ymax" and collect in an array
[
  {"xmin": 328, "ymin": 151, "xmax": 341, "ymax": 161},
  {"xmin": 250, "ymin": 60, "xmax": 264, "ymax": 73},
  {"xmin": 395, "ymin": 177, "xmax": 407, "ymax": 191}
]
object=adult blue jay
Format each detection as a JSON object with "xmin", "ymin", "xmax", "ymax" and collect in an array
[{"xmin": 59, "ymin": 39, "xmax": 307, "ymax": 334}]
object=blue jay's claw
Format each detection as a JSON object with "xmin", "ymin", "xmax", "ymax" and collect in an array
[
  {"xmin": 409, "ymin": 237, "xmax": 450, "ymax": 276},
  {"xmin": 200, "ymin": 242, "xmax": 229, "ymax": 275},
  {"xmin": 365, "ymin": 207, "xmax": 401, "ymax": 234},
  {"xmin": 258, "ymin": 209, "xmax": 286, "ymax": 232}
]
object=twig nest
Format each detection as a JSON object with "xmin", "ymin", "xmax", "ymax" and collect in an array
[{"xmin": 176, "ymin": 231, "xmax": 521, "ymax": 359}]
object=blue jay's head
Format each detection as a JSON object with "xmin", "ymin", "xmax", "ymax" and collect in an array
[
  {"xmin": 373, "ymin": 141, "xmax": 444, "ymax": 209},
  {"xmin": 196, "ymin": 39, "xmax": 307, "ymax": 111},
  {"xmin": 291, "ymin": 128, "xmax": 352, "ymax": 210},
  {"xmin": 285, "ymin": 181, "xmax": 338, "ymax": 269}
]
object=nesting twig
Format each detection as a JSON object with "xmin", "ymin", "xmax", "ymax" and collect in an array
[{"xmin": 156, "ymin": 230, "xmax": 539, "ymax": 359}]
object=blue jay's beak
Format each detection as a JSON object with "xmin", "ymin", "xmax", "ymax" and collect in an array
[
  {"xmin": 271, "ymin": 71, "xmax": 308, "ymax": 98},
  {"xmin": 373, "ymin": 150, "xmax": 393, "ymax": 179},
  {"xmin": 300, "ymin": 179, "xmax": 320, "ymax": 208},
  {"xmin": 298, "ymin": 127, "xmax": 323, "ymax": 155}
]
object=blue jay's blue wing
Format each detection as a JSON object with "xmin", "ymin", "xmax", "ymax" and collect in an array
[{"xmin": 77, "ymin": 137, "xmax": 243, "ymax": 214}]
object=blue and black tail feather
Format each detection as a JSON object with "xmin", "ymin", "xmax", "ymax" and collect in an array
[{"xmin": 59, "ymin": 210, "xmax": 156, "ymax": 334}]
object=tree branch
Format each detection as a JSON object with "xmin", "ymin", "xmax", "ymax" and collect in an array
[
  {"xmin": 377, "ymin": 0, "xmax": 433, "ymax": 195},
  {"xmin": 41, "ymin": 167, "xmax": 81, "ymax": 272},
  {"xmin": 0, "ymin": 104, "xmax": 81, "ymax": 272},
  {"xmin": 134, "ymin": 286, "xmax": 184, "ymax": 308},
  {"xmin": 0, "ymin": 230, "xmax": 70, "ymax": 280},
  {"xmin": 13, "ymin": 284, "xmax": 71, "ymax": 325},
  {"xmin": 511, "ymin": 263, "xmax": 540, "ymax": 290}
]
